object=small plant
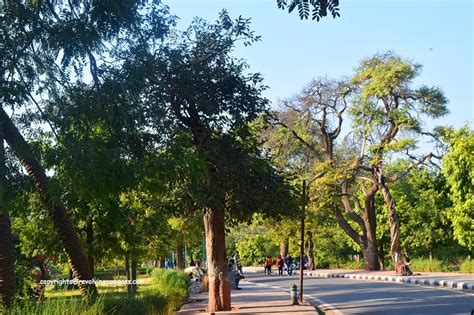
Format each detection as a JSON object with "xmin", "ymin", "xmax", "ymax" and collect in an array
[{"xmin": 459, "ymin": 259, "xmax": 474, "ymax": 273}]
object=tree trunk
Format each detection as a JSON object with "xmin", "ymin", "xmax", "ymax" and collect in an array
[
  {"xmin": 0, "ymin": 120, "xmax": 15, "ymax": 307},
  {"xmin": 131, "ymin": 255, "xmax": 137, "ymax": 294},
  {"xmin": 361, "ymin": 239, "xmax": 379, "ymax": 271},
  {"xmin": 86, "ymin": 216, "xmax": 94, "ymax": 277},
  {"xmin": 0, "ymin": 212, "xmax": 15, "ymax": 307},
  {"xmin": 335, "ymin": 180, "xmax": 380, "ymax": 271},
  {"xmin": 379, "ymin": 239, "xmax": 385, "ymax": 270},
  {"xmin": 378, "ymin": 181, "xmax": 402, "ymax": 265},
  {"xmin": 306, "ymin": 231, "xmax": 315, "ymax": 270},
  {"xmin": 362, "ymin": 220, "xmax": 379, "ymax": 271},
  {"xmin": 280, "ymin": 239, "xmax": 289, "ymax": 259},
  {"xmin": 176, "ymin": 242, "xmax": 185, "ymax": 270},
  {"xmin": 1, "ymin": 108, "xmax": 97, "ymax": 301},
  {"xmin": 204, "ymin": 208, "xmax": 230, "ymax": 312}
]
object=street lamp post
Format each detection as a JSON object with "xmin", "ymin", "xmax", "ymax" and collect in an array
[{"xmin": 299, "ymin": 180, "xmax": 306, "ymax": 304}]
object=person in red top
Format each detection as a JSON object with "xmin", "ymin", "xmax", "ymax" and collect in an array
[
  {"xmin": 264, "ymin": 256, "xmax": 273, "ymax": 275},
  {"xmin": 276, "ymin": 255, "xmax": 285, "ymax": 276}
]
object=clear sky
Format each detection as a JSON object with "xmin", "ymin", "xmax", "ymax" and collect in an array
[{"xmin": 164, "ymin": 0, "xmax": 473, "ymax": 129}]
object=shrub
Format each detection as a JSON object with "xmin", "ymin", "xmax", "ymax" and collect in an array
[
  {"xmin": 151, "ymin": 269, "xmax": 190, "ymax": 312},
  {"xmin": 343, "ymin": 261, "xmax": 365, "ymax": 270},
  {"xmin": 410, "ymin": 258, "xmax": 446, "ymax": 272},
  {"xmin": 459, "ymin": 259, "xmax": 474, "ymax": 273}
]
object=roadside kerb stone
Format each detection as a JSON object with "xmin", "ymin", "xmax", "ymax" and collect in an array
[{"xmin": 301, "ymin": 271, "xmax": 474, "ymax": 292}]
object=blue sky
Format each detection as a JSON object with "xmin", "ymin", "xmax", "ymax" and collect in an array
[{"xmin": 164, "ymin": 0, "xmax": 473, "ymax": 130}]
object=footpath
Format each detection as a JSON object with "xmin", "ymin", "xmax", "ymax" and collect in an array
[
  {"xmin": 179, "ymin": 267, "xmax": 473, "ymax": 314},
  {"xmin": 178, "ymin": 279, "xmax": 317, "ymax": 314}
]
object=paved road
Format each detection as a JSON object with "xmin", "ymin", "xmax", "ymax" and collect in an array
[{"xmin": 244, "ymin": 273, "xmax": 474, "ymax": 315}]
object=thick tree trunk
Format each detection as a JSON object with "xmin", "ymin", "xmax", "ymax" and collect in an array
[
  {"xmin": 204, "ymin": 208, "xmax": 230, "ymax": 312},
  {"xmin": 0, "ymin": 120, "xmax": 15, "ymax": 307},
  {"xmin": 362, "ymin": 218, "xmax": 379, "ymax": 271},
  {"xmin": 335, "ymin": 180, "xmax": 380, "ymax": 271},
  {"xmin": 361, "ymin": 239, "xmax": 379, "ymax": 271},
  {"xmin": 0, "ymin": 212, "xmax": 15, "ymax": 307},
  {"xmin": 306, "ymin": 231, "xmax": 315, "ymax": 270},
  {"xmin": 176, "ymin": 242, "xmax": 185, "ymax": 270},
  {"xmin": 1, "ymin": 109, "xmax": 96, "ymax": 301},
  {"xmin": 280, "ymin": 239, "xmax": 289, "ymax": 259},
  {"xmin": 378, "ymin": 182, "xmax": 402, "ymax": 265}
]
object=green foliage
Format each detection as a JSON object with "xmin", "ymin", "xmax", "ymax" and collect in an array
[
  {"xmin": 150, "ymin": 269, "xmax": 190, "ymax": 312},
  {"xmin": 459, "ymin": 259, "xmax": 474, "ymax": 273},
  {"xmin": 391, "ymin": 166, "xmax": 453, "ymax": 254},
  {"xmin": 237, "ymin": 234, "xmax": 278, "ymax": 266},
  {"xmin": 277, "ymin": 0, "xmax": 341, "ymax": 21},
  {"xmin": 350, "ymin": 51, "xmax": 448, "ymax": 161},
  {"xmin": 410, "ymin": 258, "xmax": 445, "ymax": 272},
  {"xmin": 342, "ymin": 261, "xmax": 366, "ymax": 270},
  {"xmin": 441, "ymin": 126, "xmax": 474, "ymax": 249}
]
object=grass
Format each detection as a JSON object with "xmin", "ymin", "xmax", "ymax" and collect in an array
[
  {"xmin": 342, "ymin": 261, "xmax": 366, "ymax": 270},
  {"xmin": 459, "ymin": 259, "xmax": 474, "ymax": 273},
  {"xmin": 1, "ymin": 269, "xmax": 191, "ymax": 315},
  {"xmin": 410, "ymin": 258, "xmax": 446, "ymax": 272}
]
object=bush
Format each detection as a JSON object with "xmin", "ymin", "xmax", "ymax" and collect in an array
[
  {"xmin": 411, "ymin": 258, "xmax": 446, "ymax": 272},
  {"xmin": 343, "ymin": 261, "xmax": 365, "ymax": 270},
  {"xmin": 151, "ymin": 269, "xmax": 190, "ymax": 313},
  {"xmin": 102, "ymin": 291, "xmax": 166, "ymax": 315},
  {"xmin": 459, "ymin": 259, "xmax": 474, "ymax": 273}
]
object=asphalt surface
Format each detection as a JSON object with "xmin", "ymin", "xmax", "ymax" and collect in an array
[{"xmin": 244, "ymin": 273, "xmax": 474, "ymax": 315}]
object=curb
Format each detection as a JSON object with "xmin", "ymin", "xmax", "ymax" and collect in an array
[{"xmin": 303, "ymin": 271, "xmax": 474, "ymax": 292}]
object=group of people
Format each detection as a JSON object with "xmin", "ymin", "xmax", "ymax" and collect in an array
[{"xmin": 264, "ymin": 254, "xmax": 295, "ymax": 276}]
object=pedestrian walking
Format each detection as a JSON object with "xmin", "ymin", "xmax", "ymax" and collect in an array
[
  {"xmin": 264, "ymin": 256, "xmax": 273, "ymax": 275},
  {"xmin": 276, "ymin": 255, "xmax": 285, "ymax": 276},
  {"xmin": 285, "ymin": 254, "xmax": 293, "ymax": 276}
]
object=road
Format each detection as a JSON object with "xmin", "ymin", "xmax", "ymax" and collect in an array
[{"xmin": 244, "ymin": 273, "xmax": 474, "ymax": 315}]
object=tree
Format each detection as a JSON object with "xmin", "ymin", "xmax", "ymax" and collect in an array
[
  {"xmin": 1, "ymin": 0, "xmax": 176, "ymax": 302},
  {"xmin": 267, "ymin": 78, "xmax": 384, "ymax": 270},
  {"xmin": 276, "ymin": 0, "xmax": 341, "ymax": 21},
  {"xmin": 350, "ymin": 52, "xmax": 448, "ymax": 265},
  {"xmin": 266, "ymin": 52, "xmax": 448, "ymax": 270},
  {"xmin": 127, "ymin": 12, "xmax": 295, "ymax": 310},
  {"xmin": 441, "ymin": 126, "xmax": 474, "ymax": 249}
]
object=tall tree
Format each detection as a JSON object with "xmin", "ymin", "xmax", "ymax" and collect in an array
[
  {"xmin": 267, "ymin": 78, "xmax": 383, "ymax": 270},
  {"xmin": 350, "ymin": 52, "xmax": 448, "ymax": 264},
  {"xmin": 128, "ymin": 12, "xmax": 295, "ymax": 310},
  {"xmin": 0, "ymin": 0, "xmax": 173, "ymax": 301}
]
